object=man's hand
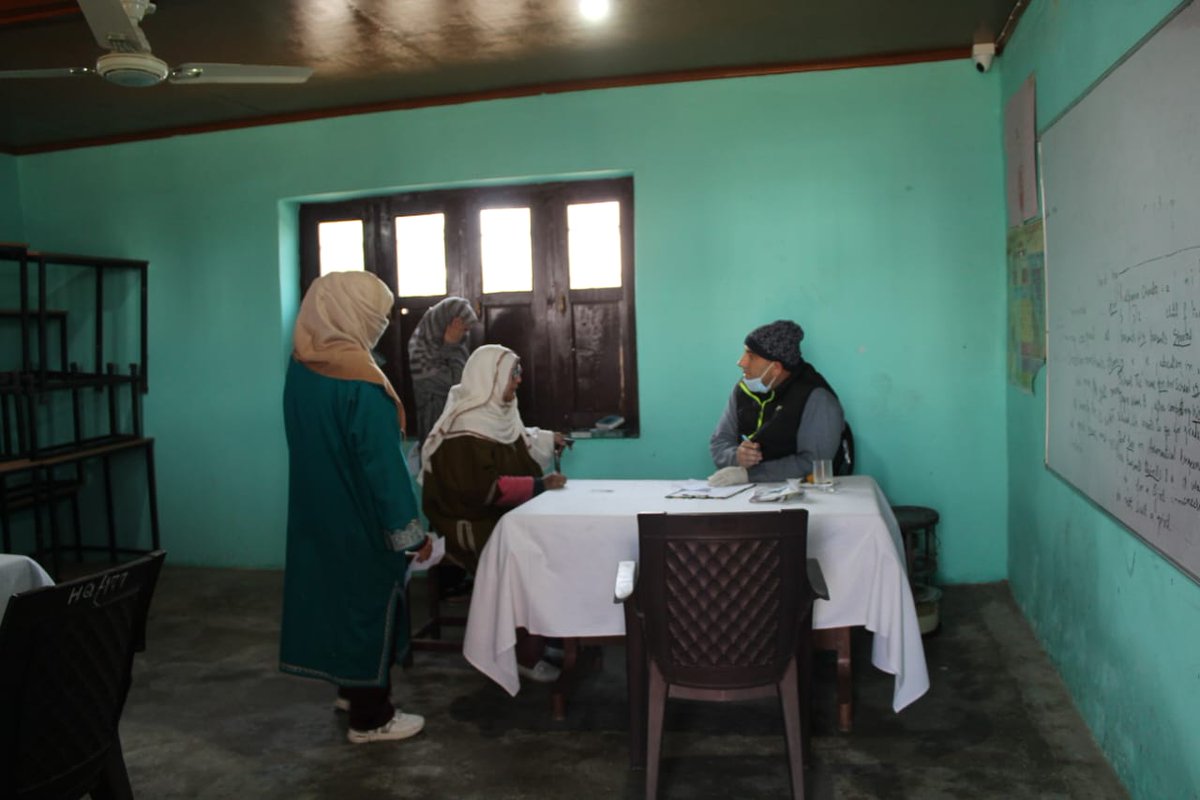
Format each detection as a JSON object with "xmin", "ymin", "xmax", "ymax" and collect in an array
[
  {"xmin": 543, "ymin": 472, "xmax": 568, "ymax": 490},
  {"xmin": 736, "ymin": 439, "xmax": 763, "ymax": 468}
]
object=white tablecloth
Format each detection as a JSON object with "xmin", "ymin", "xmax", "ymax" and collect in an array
[
  {"xmin": 463, "ymin": 475, "xmax": 930, "ymax": 712},
  {"xmin": 0, "ymin": 554, "xmax": 54, "ymax": 624}
]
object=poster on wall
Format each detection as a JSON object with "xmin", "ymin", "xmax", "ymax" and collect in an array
[
  {"xmin": 1005, "ymin": 74, "xmax": 1039, "ymax": 227},
  {"xmin": 1007, "ymin": 217, "xmax": 1046, "ymax": 391}
]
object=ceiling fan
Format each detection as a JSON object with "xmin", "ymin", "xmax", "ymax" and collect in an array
[{"xmin": 0, "ymin": 0, "xmax": 313, "ymax": 88}]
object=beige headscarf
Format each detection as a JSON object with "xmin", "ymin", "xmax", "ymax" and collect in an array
[
  {"xmin": 420, "ymin": 344, "xmax": 553, "ymax": 478},
  {"xmin": 292, "ymin": 271, "xmax": 405, "ymax": 429}
]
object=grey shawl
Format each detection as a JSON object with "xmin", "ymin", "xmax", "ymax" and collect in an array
[{"xmin": 407, "ymin": 296, "xmax": 478, "ymax": 441}]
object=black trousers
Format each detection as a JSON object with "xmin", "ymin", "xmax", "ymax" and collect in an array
[{"xmin": 338, "ymin": 682, "xmax": 394, "ymax": 731}]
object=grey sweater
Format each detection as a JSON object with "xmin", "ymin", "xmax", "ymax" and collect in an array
[{"xmin": 709, "ymin": 386, "xmax": 844, "ymax": 481}]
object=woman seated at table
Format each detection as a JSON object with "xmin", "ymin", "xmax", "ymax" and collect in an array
[{"xmin": 421, "ymin": 343, "xmax": 568, "ymax": 682}]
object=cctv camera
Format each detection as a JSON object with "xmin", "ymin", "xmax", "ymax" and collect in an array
[{"xmin": 972, "ymin": 42, "xmax": 996, "ymax": 73}]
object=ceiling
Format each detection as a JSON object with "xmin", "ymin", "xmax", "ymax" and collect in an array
[{"xmin": 0, "ymin": 0, "xmax": 1024, "ymax": 154}]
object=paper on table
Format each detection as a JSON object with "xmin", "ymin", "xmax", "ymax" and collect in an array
[
  {"xmin": 666, "ymin": 480, "xmax": 753, "ymax": 499},
  {"xmin": 405, "ymin": 535, "xmax": 445, "ymax": 587},
  {"xmin": 749, "ymin": 484, "xmax": 805, "ymax": 503}
]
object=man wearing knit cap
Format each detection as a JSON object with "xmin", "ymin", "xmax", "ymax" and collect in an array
[{"xmin": 709, "ymin": 319, "xmax": 850, "ymax": 485}]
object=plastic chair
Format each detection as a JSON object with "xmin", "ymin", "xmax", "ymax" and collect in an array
[
  {"xmin": 0, "ymin": 550, "xmax": 166, "ymax": 800},
  {"xmin": 623, "ymin": 509, "xmax": 827, "ymax": 800}
]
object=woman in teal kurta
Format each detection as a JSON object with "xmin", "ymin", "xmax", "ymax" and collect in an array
[{"xmin": 279, "ymin": 271, "xmax": 429, "ymax": 745}]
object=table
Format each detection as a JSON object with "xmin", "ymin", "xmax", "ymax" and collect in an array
[
  {"xmin": 0, "ymin": 554, "xmax": 54, "ymax": 623},
  {"xmin": 463, "ymin": 475, "xmax": 929, "ymax": 714}
]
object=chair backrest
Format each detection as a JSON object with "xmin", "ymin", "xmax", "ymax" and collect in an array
[
  {"xmin": 835, "ymin": 421, "xmax": 855, "ymax": 476},
  {"xmin": 0, "ymin": 551, "xmax": 165, "ymax": 800},
  {"xmin": 634, "ymin": 509, "xmax": 810, "ymax": 691}
]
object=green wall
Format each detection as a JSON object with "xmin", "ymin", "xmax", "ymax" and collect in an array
[
  {"xmin": 12, "ymin": 60, "xmax": 1007, "ymax": 582},
  {"xmin": 0, "ymin": 154, "xmax": 20, "ymax": 241},
  {"xmin": 9, "ymin": 7, "xmax": 1198, "ymax": 791},
  {"xmin": 1001, "ymin": 1, "xmax": 1200, "ymax": 798}
]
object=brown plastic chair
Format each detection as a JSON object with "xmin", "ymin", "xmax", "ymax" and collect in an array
[
  {"xmin": 624, "ymin": 509, "xmax": 827, "ymax": 800},
  {"xmin": 0, "ymin": 550, "xmax": 165, "ymax": 800}
]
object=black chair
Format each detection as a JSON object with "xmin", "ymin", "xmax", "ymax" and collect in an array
[
  {"xmin": 0, "ymin": 551, "xmax": 166, "ymax": 800},
  {"xmin": 623, "ymin": 509, "xmax": 827, "ymax": 800}
]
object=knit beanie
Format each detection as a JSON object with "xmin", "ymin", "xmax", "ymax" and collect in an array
[{"xmin": 744, "ymin": 320, "xmax": 805, "ymax": 370}]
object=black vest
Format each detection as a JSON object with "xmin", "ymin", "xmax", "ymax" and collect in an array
[{"xmin": 734, "ymin": 361, "xmax": 850, "ymax": 471}]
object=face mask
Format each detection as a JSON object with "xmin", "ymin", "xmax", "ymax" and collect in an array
[{"xmin": 742, "ymin": 364, "xmax": 774, "ymax": 394}]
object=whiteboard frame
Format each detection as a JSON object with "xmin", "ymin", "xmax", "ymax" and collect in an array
[{"xmin": 1037, "ymin": 0, "xmax": 1200, "ymax": 586}]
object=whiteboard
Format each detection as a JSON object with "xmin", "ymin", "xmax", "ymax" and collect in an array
[{"xmin": 1042, "ymin": 0, "xmax": 1200, "ymax": 584}]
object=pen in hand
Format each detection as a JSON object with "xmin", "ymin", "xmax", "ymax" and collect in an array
[
  {"xmin": 738, "ymin": 433, "xmax": 762, "ymax": 469},
  {"xmin": 553, "ymin": 436, "xmax": 573, "ymax": 472}
]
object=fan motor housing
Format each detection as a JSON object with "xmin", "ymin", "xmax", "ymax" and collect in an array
[{"xmin": 97, "ymin": 52, "xmax": 169, "ymax": 87}]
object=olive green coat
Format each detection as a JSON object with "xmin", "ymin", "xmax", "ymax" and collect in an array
[{"xmin": 422, "ymin": 435, "xmax": 542, "ymax": 572}]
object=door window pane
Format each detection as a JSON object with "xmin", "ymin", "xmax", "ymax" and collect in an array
[
  {"xmin": 395, "ymin": 213, "xmax": 447, "ymax": 297},
  {"xmin": 567, "ymin": 201, "xmax": 622, "ymax": 289},
  {"xmin": 300, "ymin": 178, "xmax": 637, "ymax": 436},
  {"xmin": 318, "ymin": 220, "xmax": 364, "ymax": 275},
  {"xmin": 480, "ymin": 207, "xmax": 533, "ymax": 293}
]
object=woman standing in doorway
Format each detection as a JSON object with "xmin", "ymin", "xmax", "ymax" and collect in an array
[{"xmin": 407, "ymin": 296, "xmax": 479, "ymax": 444}]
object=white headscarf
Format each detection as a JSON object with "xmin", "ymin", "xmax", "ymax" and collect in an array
[
  {"xmin": 420, "ymin": 344, "xmax": 552, "ymax": 479},
  {"xmin": 292, "ymin": 271, "xmax": 405, "ymax": 428}
]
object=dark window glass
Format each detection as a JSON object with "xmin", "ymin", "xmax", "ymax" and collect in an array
[{"xmin": 298, "ymin": 177, "xmax": 638, "ymax": 436}]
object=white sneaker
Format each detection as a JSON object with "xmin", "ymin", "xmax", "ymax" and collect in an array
[
  {"xmin": 517, "ymin": 659, "xmax": 562, "ymax": 683},
  {"xmin": 543, "ymin": 645, "xmax": 565, "ymax": 663},
  {"xmin": 346, "ymin": 711, "xmax": 425, "ymax": 744},
  {"xmin": 334, "ymin": 696, "xmax": 350, "ymax": 712}
]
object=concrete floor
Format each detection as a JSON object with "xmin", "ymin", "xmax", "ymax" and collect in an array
[{"xmin": 114, "ymin": 567, "xmax": 1129, "ymax": 799}]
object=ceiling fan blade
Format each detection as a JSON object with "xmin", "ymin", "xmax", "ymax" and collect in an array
[
  {"xmin": 169, "ymin": 63, "xmax": 314, "ymax": 85},
  {"xmin": 77, "ymin": 0, "xmax": 151, "ymax": 53},
  {"xmin": 0, "ymin": 67, "xmax": 95, "ymax": 80}
]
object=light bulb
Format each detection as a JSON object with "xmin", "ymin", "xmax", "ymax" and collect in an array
[{"xmin": 579, "ymin": 0, "xmax": 610, "ymax": 23}]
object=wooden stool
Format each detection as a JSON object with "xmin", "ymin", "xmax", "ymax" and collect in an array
[
  {"xmin": 892, "ymin": 505, "xmax": 941, "ymax": 634},
  {"xmin": 405, "ymin": 564, "xmax": 468, "ymax": 661},
  {"xmin": 891, "ymin": 505, "xmax": 940, "ymax": 584}
]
